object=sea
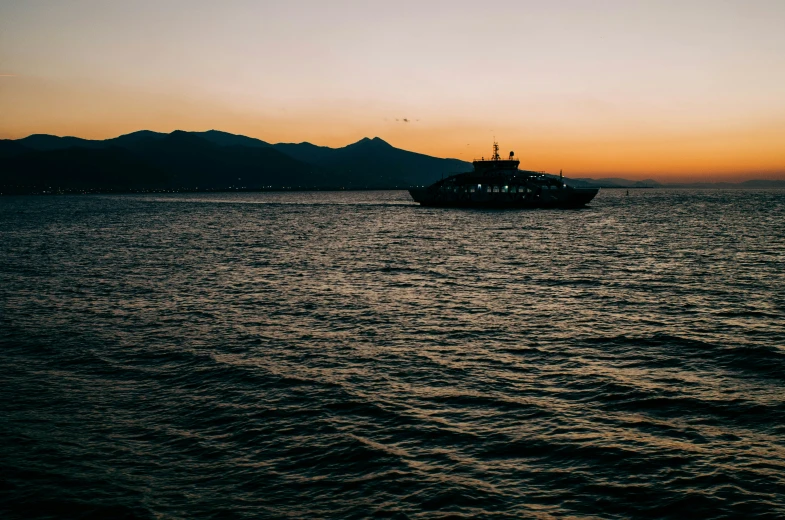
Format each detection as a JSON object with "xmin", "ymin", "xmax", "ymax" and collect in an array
[{"xmin": 1, "ymin": 189, "xmax": 784, "ymax": 519}]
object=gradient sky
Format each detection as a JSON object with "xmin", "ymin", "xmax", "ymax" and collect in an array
[{"xmin": 1, "ymin": 0, "xmax": 784, "ymax": 181}]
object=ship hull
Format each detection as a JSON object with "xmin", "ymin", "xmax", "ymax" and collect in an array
[{"xmin": 408, "ymin": 186, "xmax": 599, "ymax": 209}]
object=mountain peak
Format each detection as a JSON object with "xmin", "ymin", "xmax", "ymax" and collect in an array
[
  {"xmin": 161, "ymin": 130, "xmax": 214, "ymax": 147},
  {"xmin": 18, "ymin": 134, "xmax": 98, "ymax": 151},
  {"xmin": 23, "ymin": 133, "xmax": 59, "ymax": 139},
  {"xmin": 115, "ymin": 130, "xmax": 165, "ymax": 139},
  {"xmin": 346, "ymin": 136, "xmax": 392, "ymax": 149}
]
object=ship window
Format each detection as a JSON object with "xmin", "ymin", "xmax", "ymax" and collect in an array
[
  {"xmin": 487, "ymin": 186, "xmax": 492, "ymax": 193},
  {"xmin": 470, "ymin": 187, "xmax": 476, "ymax": 193},
  {"xmin": 502, "ymin": 186, "xmax": 509, "ymax": 193},
  {"xmin": 493, "ymin": 186, "xmax": 500, "ymax": 193}
]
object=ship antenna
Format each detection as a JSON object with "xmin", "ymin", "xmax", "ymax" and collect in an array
[{"xmin": 492, "ymin": 140, "xmax": 500, "ymax": 161}]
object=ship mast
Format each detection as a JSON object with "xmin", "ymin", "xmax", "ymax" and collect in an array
[{"xmin": 492, "ymin": 141, "xmax": 501, "ymax": 161}]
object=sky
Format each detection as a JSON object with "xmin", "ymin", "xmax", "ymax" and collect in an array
[{"xmin": 1, "ymin": 0, "xmax": 784, "ymax": 181}]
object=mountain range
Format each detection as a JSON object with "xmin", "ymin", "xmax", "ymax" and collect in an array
[
  {"xmin": 1, "ymin": 130, "xmax": 783, "ymax": 194},
  {"xmin": 0, "ymin": 130, "xmax": 469, "ymax": 193}
]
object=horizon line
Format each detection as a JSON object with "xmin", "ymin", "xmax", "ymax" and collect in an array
[{"xmin": 3, "ymin": 128, "xmax": 784, "ymax": 183}]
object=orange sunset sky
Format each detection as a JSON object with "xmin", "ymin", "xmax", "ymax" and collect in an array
[{"xmin": 1, "ymin": 0, "xmax": 784, "ymax": 182}]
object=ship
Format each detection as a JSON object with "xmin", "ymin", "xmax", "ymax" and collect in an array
[{"xmin": 408, "ymin": 142, "xmax": 599, "ymax": 208}]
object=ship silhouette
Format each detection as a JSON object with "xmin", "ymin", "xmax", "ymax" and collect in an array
[{"xmin": 409, "ymin": 142, "xmax": 599, "ymax": 208}]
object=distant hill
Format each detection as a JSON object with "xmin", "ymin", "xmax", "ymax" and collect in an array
[
  {"xmin": 569, "ymin": 177, "xmax": 662, "ymax": 188},
  {"xmin": 0, "ymin": 140, "xmax": 32, "ymax": 159},
  {"xmin": 17, "ymin": 134, "xmax": 104, "ymax": 151},
  {"xmin": 274, "ymin": 137, "xmax": 469, "ymax": 187},
  {"xmin": 1, "ymin": 130, "xmax": 782, "ymax": 194},
  {"xmin": 0, "ymin": 132, "xmax": 322, "ymax": 192},
  {"xmin": 126, "ymin": 131, "xmax": 323, "ymax": 189},
  {"xmin": 104, "ymin": 130, "xmax": 167, "ymax": 149},
  {"xmin": 1, "ymin": 147, "xmax": 170, "ymax": 192},
  {"xmin": 194, "ymin": 130, "xmax": 271, "ymax": 148},
  {"xmin": 0, "ymin": 131, "xmax": 471, "ymax": 193}
]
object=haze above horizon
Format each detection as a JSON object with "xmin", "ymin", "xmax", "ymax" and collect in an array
[{"xmin": 1, "ymin": 0, "xmax": 784, "ymax": 182}]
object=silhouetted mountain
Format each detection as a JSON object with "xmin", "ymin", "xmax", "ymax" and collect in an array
[
  {"xmin": 105, "ymin": 130, "xmax": 167, "ymax": 149},
  {"xmin": 0, "ymin": 131, "xmax": 325, "ymax": 192},
  {"xmin": 193, "ymin": 130, "xmax": 270, "ymax": 148},
  {"xmin": 272, "ymin": 142, "xmax": 338, "ymax": 166},
  {"xmin": 274, "ymin": 137, "xmax": 470, "ymax": 187},
  {"xmin": 1, "ymin": 147, "xmax": 169, "ymax": 193},
  {"xmin": 0, "ymin": 140, "xmax": 32, "ymax": 159},
  {"xmin": 17, "ymin": 134, "xmax": 104, "ymax": 151},
  {"xmin": 11, "ymin": 130, "xmax": 272, "ymax": 153},
  {"xmin": 127, "ymin": 131, "xmax": 323, "ymax": 189},
  {"xmin": 1, "ymin": 131, "xmax": 471, "ymax": 191},
  {"xmin": 2, "ymin": 130, "xmax": 782, "ymax": 194}
]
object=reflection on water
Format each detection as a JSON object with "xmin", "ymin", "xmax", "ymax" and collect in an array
[{"xmin": 1, "ymin": 189, "xmax": 784, "ymax": 518}]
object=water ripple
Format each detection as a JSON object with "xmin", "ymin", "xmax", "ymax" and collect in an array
[{"xmin": 1, "ymin": 189, "xmax": 784, "ymax": 519}]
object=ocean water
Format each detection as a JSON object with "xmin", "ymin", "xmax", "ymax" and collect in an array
[{"xmin": 1, "ymin": 189, "xmax": 784, "ymax": 519}]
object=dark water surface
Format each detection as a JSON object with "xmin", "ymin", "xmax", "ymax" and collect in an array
[{"xmin": 1, "ymin": 189, "xmax": 784, "ymax": 519}]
